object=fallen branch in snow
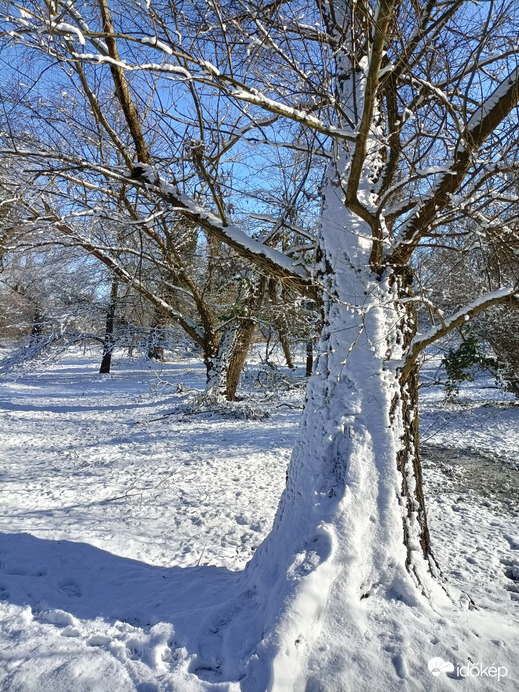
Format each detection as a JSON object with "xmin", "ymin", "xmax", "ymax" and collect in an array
[
  {"xmin": 134, "ymin": 392, "xmax": 271, "ymax": 422},
  {"xmin": 274, "ymin": 402, "xmax": 304, "ymax": 410},
  {"xmin": 183, "ymin": 392, "xmax": 271, "ymax": 421}
]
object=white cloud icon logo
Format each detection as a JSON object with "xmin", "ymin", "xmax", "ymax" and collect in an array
[{"xmin": 428, "ymin": 657, "xmax": 455, "ymax": 676}]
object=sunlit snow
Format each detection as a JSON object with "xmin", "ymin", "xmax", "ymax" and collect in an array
[{"xmin": 0, "ymin": 348, "xmax": 517, "ymax": 690}]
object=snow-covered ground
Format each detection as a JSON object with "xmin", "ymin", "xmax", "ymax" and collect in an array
[{"xmin": 0, "ymin": 349, "xmax": 517, "ymax": 691}]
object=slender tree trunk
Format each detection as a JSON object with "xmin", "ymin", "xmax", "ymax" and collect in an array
[
  {"xmin": 99, "ymin": 277, "xmax": 118, "ymax": 374},
  {"xmin": 128, "ymin": 330, "xmax": 136, "ymax": 359},
  {"xmin": 276, "ymin": 318, "xmax": 294, "ymax": 369},
  {"xmin": 305, "ymin": 339, "xmax": 314, "ymax": 377},
  {"xmin": 30, "ymin": 307, "xmax": 44, "ymax": 339},
  {"xmin": 147, "ymin": 305, "xmax": 167, "ymax": 361},
  {"xmin": 269, "ymin": 280, "xmax": 295, "ymax": 369}
]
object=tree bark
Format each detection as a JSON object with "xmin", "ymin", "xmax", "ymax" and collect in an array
[
  {"xmin": 225, "ymin": 319, "xmax": 257, "ymax": 401},
  {"xmin": 99, "ymin": 277, "xmax": 118, "ymax": 374}
]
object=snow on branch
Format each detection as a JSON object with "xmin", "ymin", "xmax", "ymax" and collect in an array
[
  {"xmin": 465, "ymin": 65, "xmax": 519, "ymax": 140},
  {"xmin": 62, "ymin": 0, "xmax": 109, "ymax": 54},
  {"xmin": 402, "ymin": 287, "xmax": 519, "ymax": 377},
  {"xmin": 5, "ymin": 5, "xmax": 350, "ymax": 147},
  {"xmin": 387, "ymin": 65, "xmax": 519, "ymax": 267},
  {"xmin": 51, "ymin": 21, "xmax": 86, "ymax": 45},
  {"xmin": 0, "ymin": 148, "xmax": 313, "ymax": 296},
  {"xmin": 132, "ymin": 165, "xmax": 315, "ymax": 296},
  {"xmin": 231, "ymin": 89, "xmax": 356, "ymax": 141},
  {"xmin": 68, "ymin": 52, "xmax": 192, "ymax": 78}
]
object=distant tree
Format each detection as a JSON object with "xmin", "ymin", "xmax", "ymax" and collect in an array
[{"xmin": 98, "ymin": 274, "xmax": 118, "ymax": 373}]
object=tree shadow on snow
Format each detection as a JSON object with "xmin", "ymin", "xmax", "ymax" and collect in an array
[
  {"xmin": 0, "ymin": 532, "xmax": 241, "ymax": 655},
  {"xmin": 0, "ymin": 398, "xmax": 179, "ymax": 415}
]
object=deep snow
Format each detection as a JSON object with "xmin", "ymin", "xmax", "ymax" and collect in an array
[{"xmin": 0, "ymin": 349, "xmax": 517, "ymax": 691}]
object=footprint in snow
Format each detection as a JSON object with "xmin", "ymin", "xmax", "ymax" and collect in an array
[
  {"xmin": 501, "ymin": 541, "xmax": 519, "ymax": 600},
  {"xmin": 504, "ymin": 533, "xmax": 519, "ymax": 550},
  {"xmin": 125, "ymin": 637, "xmax": 147, "ymax": 660},
  {"xmin": 58, "ymin": 580, "xmax": 82, "ymax": 597}
]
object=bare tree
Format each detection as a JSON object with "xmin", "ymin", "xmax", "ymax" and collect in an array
[{"xmin": 1, "ymin": 0, "xmax": 519, "ymax": 686}]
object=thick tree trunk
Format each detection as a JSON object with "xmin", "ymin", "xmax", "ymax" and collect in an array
[
  {"xmin": 196, "ymin": 182, "xmax": 444, "ymax": 691},
  {"xmin": 205, "ymin": 319, "xmax": 257, "ymax": 401},
  {"xmin": 225, "ymin": 319, "xmax": 257, "ymax": 401},
  {"xmin": 99, "ymin": 278, "xmax": 118, "ymax": 374},
  {"xmin": 248, "ymin": 261, "xmax": 435, "ymax": 584},
  {"xmin": 205, "ymin": 318, "xmax": 254, "ymax": 401},
  {"xmin": 206, "ymin": 275, "xmax": 266, "ymax": 401},
  {"xmin": 394, "ymin": 276, "xmax": 433, "ymax": 567},
  {"xmin": 204, "ymin": 320, "xmax": 237, "ymax": 399}
]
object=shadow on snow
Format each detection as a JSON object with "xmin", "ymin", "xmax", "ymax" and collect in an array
[{"xmin": 0, "ymin": 531, "xmax": 241, "ymax": 654}]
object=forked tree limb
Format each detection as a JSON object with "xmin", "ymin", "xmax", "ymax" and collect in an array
[{"xmin": 386, "ymin": 66, "xmax": 519, "ymax": 267}]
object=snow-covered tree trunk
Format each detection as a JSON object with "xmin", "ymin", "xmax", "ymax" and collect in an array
[
  {"xmin": 204, "ymin": 321, "xmax": 237, "ymax": 399},
  {"xmin": 251, "ymin": 270, "xmax": 431, "ymax": 577},
  {"xmin": 197, "ymin": 170, "xmax": 442, "ymax": 688}
]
